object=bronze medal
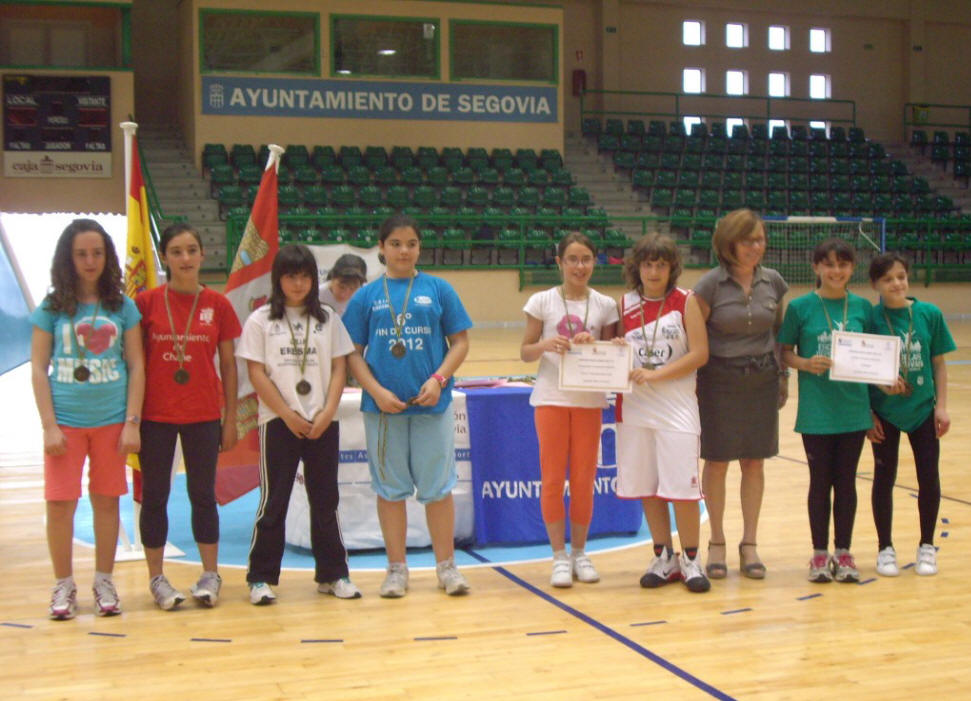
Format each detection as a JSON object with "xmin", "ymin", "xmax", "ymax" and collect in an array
[
  {"xmin": 74, "ymin": 365, "xmax": 91, "ymax": 382},
  {"xmin": 296, "ymin": 379, "xmax": 311, "ymax": 395},
  {"xmin": 391, "ymin": 341, "xmax": 406, "ymax": 358},
  {"xmin": 174, "ymin": 368, "xmax": 190, "ymax": 384}
]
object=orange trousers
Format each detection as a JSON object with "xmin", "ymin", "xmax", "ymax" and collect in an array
[{"xmin": 534, "ymin": 405, "xmax": 602, "ymax": 526}]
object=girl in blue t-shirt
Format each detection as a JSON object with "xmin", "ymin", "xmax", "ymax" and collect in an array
[
  {"xmin": 868, "ymin": 253, "xmax": 955, "ymax": 577},
  {"xmin": 344, "ymin": 214, "xmax": 473, "ymax": 598},
  {"xmin": 29, "ymin": 219, "xmax": 145, "ymax": 620},
  {"xmin": 778, "ymin": 238, "xmax": 872, "ymax": 584}
]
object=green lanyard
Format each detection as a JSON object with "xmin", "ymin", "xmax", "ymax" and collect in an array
[
  {"xmin": 163, "ymin": 284, "xmax": 202, "ymax": 384},
  {"xmin": 382, "ymin": 273, "xmax": 416, "ymax": 357}
]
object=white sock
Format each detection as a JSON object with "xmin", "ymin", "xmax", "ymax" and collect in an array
[
  {"xmin": 552, "ymin": 548, "xmax": 569, "ymax": 561},
  {"xmin": 93, "ymin": 571, "xmax": 112, "ymax": 585}
]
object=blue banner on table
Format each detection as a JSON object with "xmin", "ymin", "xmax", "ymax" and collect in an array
[
  {"xmin": 201, "ymin": 76, "xmax": 556, "ymax": 123},
  {"xmin": 465, "ymin": 386, "xmax": 641, "ymax": 546}
]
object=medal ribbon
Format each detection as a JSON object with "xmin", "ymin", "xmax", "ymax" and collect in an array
[
  {"xmin": 163, "ymin": 284, "xmax": 202, "ymax": 376},
  {"xmin": 284, "ymin": 309, "xmax": 312, "ymax": 379},
  {"xmin": 558, "ymin": 286, "xmax": 590, "ymax": 338},
  {"xmin": 816, "ymin": 291, "xmax": 848, "ymax": 334},
  {"xmin": 637, "ymin": 292, "xmax": 668, "ymax": 368},
  {"xmin": 382, "ymin": 273, "xmax": 416, "ymax": 351},
  {"xmin": 70, "ymin": 299, "xmax": 101, "ymax": 369}
]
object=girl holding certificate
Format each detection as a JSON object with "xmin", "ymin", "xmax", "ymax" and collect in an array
[
  {"xmin": 237, "ymin": 244, "xmax": 360, "ymax": 604},
  {"xmin": 30, "ymin": 219, "xmax": 144, "ymax": 619},
  {"xmin": 136, "ymin": 223, "xmax": 241, "ymax": 610},
  {"xmin": 343, "ymin": 214, "xmax": 472, "ymax": 598},
  {"xmin": 520, "ymin": 232, "xmax": 619, "ymax": 588},
  {"xmin": 778, "ymin": 238, "xmax": 873, "ymax": 584},
  {"xmin": 868, "ymin": 253, "xmax": 955, "ymax": 577},
  {"xmin": 615, "ymin": 234, "xmax": 710, "ymax": 593}
]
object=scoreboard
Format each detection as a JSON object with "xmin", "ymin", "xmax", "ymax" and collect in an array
[{"xmin": 3, "ymin": 74, "xmax": 112, "ymax": 178}]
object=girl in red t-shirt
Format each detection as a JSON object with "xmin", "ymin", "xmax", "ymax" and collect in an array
[{"xmin": 135, "ymin": 223, "xmax": 240, "ymax": 611}]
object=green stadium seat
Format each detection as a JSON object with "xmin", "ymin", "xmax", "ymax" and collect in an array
[
  {"xmin": 478, "ymin": 167, "xmax": 501, "ymax": 187},
  {"xmin": 416, "ymin": 146, "xmax": 439, "ymax": 170},
  {"xmin": 789, "ymin": 173, "xmax": 809, "ymax": 191},
  {"xmin": 345, "ymin": 165, "xmax": 369, "ymax": 187},
  {"xmin": 528, "ymin": 168, "xmax": 552, "ymax": 186},
  {"xmin": 202, "ymin": 149, "xmax": 228, "ymax": 174},
  {"xmin": 278, "ymin": 184, "xmax": 301, "ymax": 210},
  {"xmin": 320, "ymin": 166, "xmax": 345, "ymax": 186},
  {"xmin": 642, "ymin": 135, "xmax": 663, "ymax": 153},
  {"xmin": 829, "ymin": 126, "xmax": 847, "ymax": 141},
  {"xmin": 503, "ymin": 168, "xmax": 526, "ymax": 187},
  {"xmin": 364, "ymin": 146, "xmax": 388, "ymax": 170},
  {"xmin": 654, "ymin": 170, "xmax": 677, "ymax": 188},
  {"xmin": 312, "ymin": 146, "xmax": 336, "ymax": 170},
  {"xmin": 359, "ymin": 185, "xmax": 383, "ymax": 210},
  {"xmin": 373, "ymin": 166, "xmax": 398, "ymax": 186},
  {"xmin": 721, "ymin": 189, "xmax": 743, "ymax": 210},
  {"xmin": 768, "ymin": 190, "xmax": 788, "ymax": 214},
  {"xmin": 516, "ymin": 186, "xmax": 540, "ymax": 210},
  {"xmin": 302, "ymin": 185, "xmax": 328, "ymax": 209},
  {"xmin": 515, "ymin": 148, "xmax": 539, "ymax": 171},
  {"xmin": 627, "ymin": 119, "xmax": 646, "ymax": 136},
  {"xmin": 390, "ymin": 146, "xmax": 415, "ymax": 170},
  {"xmin": 385, "ymin": 185, "xmax": 410, "ymax": 211},
  {"xmin": 490, "ymin": 186, "xmax": 515, "ymax": 209},
  {"xmin": 788, "ymin": 190, "xmax": 810, "ymax": 214},
  {"xmin": 604, "ymin": 119, "xmax": 625, "ymax": 136},
  {"xmin": 490, "ymin": 148, "xmax": 514, "ymax": 172},
  {"xmin": 582, "ymin": 118, "xmax": 602, "ymax": 137},
  {"xmin": 466, "ymin": 185, "xmax": 489, "ymax": 208},
  {"xmin": 284, "ymin": 144, "xmax": 310, "ymax": 169},
  {"xmin": 411, "ymin": 185, "xmax": 438, "ymax": 210},
  {"xmin": 632, "ymin": 169, "xmax": 653, "ymax": 190},
  {"xmin": 339, "ymin": 146, "xmax": 362, "ymax": 169},
  {"xmin": 330, "ymin": 184, "xmax": 356, "ymax": 209},
  {"xmin": 426, "ymin": 166, "xmax": 449, "ymax": 187},
  {"xmin": 217, "ymin": 185, "xmax": 244, "ymax": 217},
  {"xmin": 209, "ymin": 164, "xmax": 236, "ymax": 197},
  {"xmin": 440, "ymin": 186, "xmax": 463, "ymax": 209},
  {"xmin": 230, "ymin": 144, "xmax": 256, "ymax": 169},
  {"xmin": 293, "ymin": 165, "xmax": 318, "ymax": 187},
  {"xmin": 651, "ymin": 188, "xmax": 674, "ymax": 208},
  {"xmin": 701, "ymin": 170, "xmax": 722, "ymax": 189},
  {"xmin": 810, "ymin": 173, "xmax": 830, "ymax": 191},
  {"xmin": 679, "ymin": 170, "xmax": 700, "ymax": 188},
  {"xmin": 747, "ymin": 171, "xmax": 768, "ymax": 189},
  {"xmin": 244, "ymin": 184, "xmax": 260, "ymax": 205},
  {"xmin": 453, "ymin": 166, "xmax": 476, "ymax": 186},
  {"xmin": 848, "ymin": 127, "xmax": 866, "ymax": 142},
  {"xmin": 722, "ymin": 171, "xmax": 743, "ymax": 189}
]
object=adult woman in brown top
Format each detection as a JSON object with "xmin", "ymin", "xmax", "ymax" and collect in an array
[{"xmin": 693, "ymin": 209, "xmax": 789, "ymax": 579}]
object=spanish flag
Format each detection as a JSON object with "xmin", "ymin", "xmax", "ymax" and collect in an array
[{"xmin": 123, "ymin": 129, "xmax": 158, "ymax": 297}]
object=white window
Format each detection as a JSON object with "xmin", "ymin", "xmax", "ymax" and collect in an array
[
  {"xmin": 725, "ymin": 70, "xmax": 747, "ymax": 95},
  {"xmin": 726, "ymin": 117, "xmax": 745, "ymax": 137},
  {"xmin": 683, "ymin": 116, "xmax": 702, "ymax": 134},
  {"xmin": 683, "ymin": 68, "xmax": 704, "ymax": 93},
  {"xmin": 809, "ymin": 120, "xmax": 827, "ymax": 131},
  {"xmin": 683, "ymin": 21, "xmax": 704, "ymax": 46},
  {"xmin": 809, "ymin": 74, "xmax": 830, "ymax": 99},
  {"xmin": 726, "ymin": 23, "xmax": 747, "ymax": 48},
  {"xmin": 809, "ymin": 28, "xmax": 830, "ymax": 53},
  {"xmin": 768, "ymin": 25, "xmax": 789, "ymax": 51},
  {"xmin": 768, "ymin": 72, "xmax": 789, "ymax": 97},
  {"xmin": 769, "ymin": 119, "xmax": 788, "ymax": 137}
]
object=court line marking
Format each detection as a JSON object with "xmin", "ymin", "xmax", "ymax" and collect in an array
[{"xmin": 463, "ymin": 551, "xmax": 734, "ymax": 701}]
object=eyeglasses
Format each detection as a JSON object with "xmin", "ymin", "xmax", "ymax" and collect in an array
[
  {"xmin": 737, "ymin": 237, "xmax": 766, "ymax": 248},
  {"xmin": 563, "ymin": 256, "xmax": 595, "ymax": 267}
]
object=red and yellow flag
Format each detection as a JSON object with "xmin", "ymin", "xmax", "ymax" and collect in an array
[{"xmin": 124, "ymin": 134, "xmax": 158, "ymax": 297}]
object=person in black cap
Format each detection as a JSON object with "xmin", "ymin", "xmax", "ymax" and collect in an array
[{"xmin": 320, "ymin": 253, "xmax": 367, "ymax": 316}]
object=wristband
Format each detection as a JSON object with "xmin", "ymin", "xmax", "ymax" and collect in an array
[
  {"xmin": 431, "ymin": 373, "xmax": 448, "ymax": 388},
  {"xmin": 126, "ymin": 415, "xmax": 141, "ymax": 425}
]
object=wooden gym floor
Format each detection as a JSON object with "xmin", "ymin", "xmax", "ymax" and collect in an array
[{"xmin": 2, "ymin": 323, "xmax": 970, "ymax": 700}]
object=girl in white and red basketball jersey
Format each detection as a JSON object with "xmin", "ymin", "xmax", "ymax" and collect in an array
[
  {"xmin": 615, "ymin": 234, "xmax": 710, "ymax": 593},
  {"xmin": 135, "ymin": 222, "xmax": 241, "ymax": 611},
  {"xmin": 30, "ymin": 219, "xmax": 145, "ymax": 620}
]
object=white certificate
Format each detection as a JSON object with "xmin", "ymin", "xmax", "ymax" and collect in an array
[
  {"xmin": 829, "ymin": 331, "xmax": 901, "ymax": 385},
  {"xmin": 558, "ymin": 341, "xmax": 633, "ymax": 393}
]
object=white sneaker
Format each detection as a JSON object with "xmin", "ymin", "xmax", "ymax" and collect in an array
[
  {"xmin": 150, "ymin": 575, "xmax": 185, "ymax": 611},
  {"xmin": 679, "ymin": 553, "xmax": 711, "ymax": 593},
  {"xmin": 190, "ymin": 571, "xmax": 222, "ymax": 607},
  {"xmin": 93, "ymin": 578, "xmax": 121, "ymax": 616},
  {"xmin": 571, "ymin": 552, "xmax": 600, "ymax": 583},
  {"xmin": 915, "ymin": 543, "xmax": 938, "ymax": 576},
  {"xmin": 249, "ymin": 581, "xmax": 277, "ymax": 605},
  {"xmin": 49, "ymin": 579, "xmax": 78, "ymax": 621},
  {"xmin": 551, "ymin": 555, "xmax": 573, "ymax": 588},
  {"xmin": 380, "ymin": 562, "xmax": 409, "ymax": 598},
  {"xmin": 639, "ymin": 547, "xmax": 680, "ymax": 588},
  {"xmin": 436, "ymin": 559, "xmax": 470, "ymax": 596},
  {"xmin": 876, "ymin": 547, "xmax": 900, "ymax": 577},
  {"xmin": 318, "ymin": 577, "xmax": 362, "ymax": 599},
  {"xmin": 831, "ymin": 550, "xmax": 860, "ymax": 583}
]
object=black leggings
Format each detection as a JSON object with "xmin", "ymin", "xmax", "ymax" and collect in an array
[
  {"xmin": 139, "ymin": 419, "xmax": 221, "ymax": 549},
  {"xmin": 871, "ymin": 411, "xmax": 940, "ymax": 549},
  {"xmin": 802, "ymin": 431, "xmax": 867, "ymax": 551}
]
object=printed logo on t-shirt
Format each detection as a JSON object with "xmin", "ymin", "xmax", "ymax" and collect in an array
[
  {"xmin": 556, "ymin": 314, "xmax": 588, "ymax": 338},
  {"xmin": 199, "ymin": 307, "xmax": 215, "ymax": 326},
  {"xmin": 415, "ymin": 295, "xmax": 432, "ymax": 305},
  {"xmin": 76, "ymin": 318, "xmax": 118, "ymax": 354}
]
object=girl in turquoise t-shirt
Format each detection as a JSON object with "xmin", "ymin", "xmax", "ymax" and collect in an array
[
  {"xmin": 778, "ymin": 238, "xmax": 872, "ymax": 585},
  {"xmin": 867, "ymin": 253, "xmax": 955, "ymax": 578},
  {"xmin": 29, "ymin": 219, "xmax": 145, "ymax": 620}
]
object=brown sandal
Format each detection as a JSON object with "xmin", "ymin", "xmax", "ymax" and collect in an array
[
  {"xmin": 739, "ymin": 542, "xmax": 766, "ymax": 579},
  {"xmin": 706, "ymin": 541, "xmax": 727, "ymax": 579}
]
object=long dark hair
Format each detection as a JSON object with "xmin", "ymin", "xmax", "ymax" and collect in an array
[
  {"xmin": 377, "ymin": 213, "xmax": 422, "ymax": 265},
  {"xmin": 159, "ymin": 222, "xmax": 204, "ymax": 281},
  {"xmin": 46, "ymin": 218, "xmax": 124, "ymax": 315},
  {"xmin": 269, "ymin": 244, "xmax": 328, "ymax": 323},
  {"xmin": 812, "ymin": 237, "xmax": 855, "ymax": 289}
]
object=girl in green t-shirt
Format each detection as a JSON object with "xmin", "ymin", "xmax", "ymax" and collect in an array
[
  {"xmin": 778, "ymin": 238, "xmax": 873, "ymax": 585},
  {"xmin": 867, "ymin": 253, "xmax": 955, "ymax": 578}
]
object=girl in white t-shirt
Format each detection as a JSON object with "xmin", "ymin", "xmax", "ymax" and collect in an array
[
  {"xmin": 236, "ymin": 244, "xmax": 359, "ymax": 604},
  {"xmin": 520, "ymin": 232, "xmax": 619, "ymax": 588}
]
